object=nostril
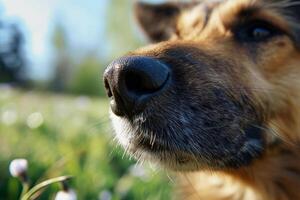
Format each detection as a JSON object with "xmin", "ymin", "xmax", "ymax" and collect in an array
[
  {"xmin": 125, "ymin": 71, "xmax": 165, "ymax": 95},
  {"xmin": 125, "ymin": 71, "xmax": 145, "ymax": 94}
]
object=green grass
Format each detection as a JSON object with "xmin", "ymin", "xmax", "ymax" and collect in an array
[{"xmin": 0, "ymin": 86, "xmax": 173, "ymax": 200}]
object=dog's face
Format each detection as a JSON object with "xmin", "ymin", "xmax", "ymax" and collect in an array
[{"xmin": 104, "ymin": 0, "xmax": 300, "ymax": 171}]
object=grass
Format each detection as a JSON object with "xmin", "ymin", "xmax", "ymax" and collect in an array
[{"xmin": 0, "ymin": 86, "xmax": 173, "ymax": 200}]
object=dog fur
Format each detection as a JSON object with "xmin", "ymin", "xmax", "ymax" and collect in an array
[{"xmin": 106, "ymin": 0, "xmax": 300, "ymax": 199}]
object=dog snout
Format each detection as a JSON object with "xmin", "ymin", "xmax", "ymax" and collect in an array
[{"xmin": 104, "ymin": 56, "xmax": 170, "ymax": 116}]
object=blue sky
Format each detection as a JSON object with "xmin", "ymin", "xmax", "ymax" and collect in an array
[
  {"xmin": 0, "ymin": 0, "xmax": 167, "ymax": 80},
  {"xmin": 1, "ymin": 0, "xmax": 108, "ymax": 80}
]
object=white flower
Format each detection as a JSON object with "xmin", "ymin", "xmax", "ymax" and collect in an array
[
  {"xmin": 1, "ymin": 110, "xmax": 17, "ymax": 125},
  {"xmin": 55, "ymin": 189, "xmax": 77, "ymax": 200},
  {"xmin": 9, "ymin": 159, "xmax": 28, "ymax": 178},
  {"xmin": 26, "ymin": 112, "xmax": 44, "ymax": 129}
]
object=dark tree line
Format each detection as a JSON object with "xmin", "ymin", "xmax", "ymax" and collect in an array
[{"xmin": 0, "ymin": 21, "xmax": 26, "ymax": 84}]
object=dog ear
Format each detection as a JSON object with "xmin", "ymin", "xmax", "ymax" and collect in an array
[{"xmin": 134, "ymin": 2, "xmax": 197, "ymax": 43}]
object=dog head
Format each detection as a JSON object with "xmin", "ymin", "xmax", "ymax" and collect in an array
[{"xmin": 104, "ymin": 0, "xmax": 300, "ymax": 171}]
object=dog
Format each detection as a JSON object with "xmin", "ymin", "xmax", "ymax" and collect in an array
[{"xmin": 103, "ymin": 0, "xmax": 300, "ymax": 199}]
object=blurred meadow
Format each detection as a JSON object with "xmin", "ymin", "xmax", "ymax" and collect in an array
[{"xmin": 0, "ymin": 0, "xmax": 174, "ymax": 199}]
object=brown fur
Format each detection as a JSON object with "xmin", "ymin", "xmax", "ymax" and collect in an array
[{"xmin": 107, "ymin": 0, "xmax": 300, "ymax": 199}]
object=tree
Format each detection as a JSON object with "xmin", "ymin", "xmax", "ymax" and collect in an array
[
  {"xmin": 67, "ymin": 54, "xmax": 105, "ymax": 96},
  {"xmin": 105, "ymin": 0, "xmax": 143, "ymax": 61},
  {"xmin": 0, "ymin": 21, "xmax": 27, "ymax": 84},
  {"xmin": 50, "ymin": 22, "xmax": 72, "ymax": 92}
]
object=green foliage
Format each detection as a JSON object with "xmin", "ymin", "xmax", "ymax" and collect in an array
[
  {"xmin": 67, "ymin": 56, "xmax": 106, "ymax": 97},
  {"xmin": 50, "ymin": 23, "xmax": 72, "ymax": 92},
  {"xmin": 21, "ymin": 176, "xmax": 72, "ymax": 200},
  {"xmin": 0, "ymin": 88, "xmax": 173, "ymax": 199}
]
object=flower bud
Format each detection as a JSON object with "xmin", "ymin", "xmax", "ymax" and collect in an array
[
  {"xmin": 9, "ymin": 159, "xmax": 28, "ymax": 181},
  {"xmin": 55, "ymin": 189, "xmax": 77, "ymax": 200}
]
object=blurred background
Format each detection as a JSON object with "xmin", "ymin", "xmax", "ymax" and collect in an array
[{"xmin": 0, "ymin": 0, "xmax": 174, "ymax": 199}]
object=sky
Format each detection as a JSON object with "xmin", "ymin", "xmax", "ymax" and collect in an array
[{"xmin": 1, "ymin": 0, "xmax": 108, "ymax": 80}]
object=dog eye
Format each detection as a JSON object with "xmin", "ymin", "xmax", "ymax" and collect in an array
[
  {"xmin": 251, "ymin": 27, "xmax": 271, "ymax": 39},
  {"xmin": 235, "ymin": 21, "xmax": 279, "ymax": 42}
]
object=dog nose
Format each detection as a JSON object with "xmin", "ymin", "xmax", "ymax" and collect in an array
[{"xmin": 104, "ymin": 56, "xmax": 170, "ymax": 116}]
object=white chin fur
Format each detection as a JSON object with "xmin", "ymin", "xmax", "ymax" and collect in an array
[
  {"xmin": 110, "ymin": 111, "xmax": 203, "ymax": 171},
  {"xmin": 110, "ymin": 111, "xmax": 131, "ymax": 148}
]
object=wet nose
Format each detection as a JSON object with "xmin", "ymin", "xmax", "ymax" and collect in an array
[{"xmin": 104, "ymin": 56, "xmax": 170, "ymax": 116}]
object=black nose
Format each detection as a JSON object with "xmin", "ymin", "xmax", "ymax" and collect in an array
[{"xmin": 104, "ymin": 56, "xmax": 170, "ymax": 116}]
